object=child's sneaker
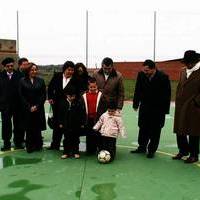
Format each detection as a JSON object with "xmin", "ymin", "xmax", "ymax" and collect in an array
[
  {"xmin": 74, "ymin": 154, "xmax": 80, "ymax": 159},
  {"xmin": 61, "ymin": 154, "xmax": 69, "ymax": 159}
]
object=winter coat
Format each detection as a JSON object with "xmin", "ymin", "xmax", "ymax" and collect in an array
[
  {"xmin": 81, "ymin": 91, "xmax": 107, "ymax": 124},
  {"xmin": 174, "ymin": 63, "xmax": 200, "ymax": 136},
  {"xmin": 93, "ymin": 111, "xmax": 126, "ymax": 138},
  {"xmin": 47, "ymin": 72, "xmax": 79, "ymax": 124},
  {"xmin": 93, "ymin": 68, "xmax": 124, "ymax": 109},
  {"xmin": 48, "ymin": 72, "xmax": 79, "ymax": 103},
  {"xmin": 133, "ymin": 70, "xmax": 171, "ymax": 128},
  {"xmin": 57, "ymin": 98, "xmax": 85, "ymax": 132},
  {"xmin": 0, "ymin": 70, "xmax": 22, "ymax": 111},
  {"xmin": 19, "ymin": 77, "xmax": 46, "ymax": 131}
]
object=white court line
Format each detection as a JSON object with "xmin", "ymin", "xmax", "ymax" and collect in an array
[
  {"xmin": 117, "ymin": 144, "xmax": 200, "ymax": 167},
  {"xmin": 117, "ymin": 144, "xmax": 174, "ymax": 156},
  {"xmin": 0, "ymin": 148, "xmax": 24, "ymax": 155},
  {"xmin": 1, "ymin": 142, "xmax": 199, "ymax": 167}
]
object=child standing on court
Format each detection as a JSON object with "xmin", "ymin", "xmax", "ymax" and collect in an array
[
  {"xmin": 58, "ymin": 87, "xmax": 85, "ymax": 159},
  {"xmin": 93, "ymin": 101, "xmax": 126, "ymax": 161},
  {"xmin": 81, "ymin": 77, "xmax": 107, "ymax": 154}
]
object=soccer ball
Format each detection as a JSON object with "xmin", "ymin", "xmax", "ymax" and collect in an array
[{"xmin": 97, "ymin": 150, "xmax": 111, "ymax": 163}]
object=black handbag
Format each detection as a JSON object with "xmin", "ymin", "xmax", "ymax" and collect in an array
[{"xmin": 47, "ymin": 105, "xmax": 55, "ymax": 129}]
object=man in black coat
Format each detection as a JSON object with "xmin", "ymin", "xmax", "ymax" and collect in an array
[
  {"xmin": 0, "ymin": 57, "xmax": 24, "ymax": 151},
  {"xmin": 130, "ymin": 59, "xmax": 171, "ymax": 158},
  {"xmin": 15, "ymin": 58, "xmax": 29, "ymax": 149}
]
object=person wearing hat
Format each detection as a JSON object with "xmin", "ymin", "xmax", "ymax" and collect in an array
[
  {"xmin": 130, "ymin": 59, "xmax": 171, "ymax": 158},
  {"xmin": 0, "ymin": 57, "xmax": 24, "ymax": 151},
  {"xmin": 173, "ymin": 50, "xmax": 200, "ymax": 163}
]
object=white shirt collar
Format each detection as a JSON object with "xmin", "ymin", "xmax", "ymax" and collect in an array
[
  {"xmin": 63, "ymin": 74, "xmax": 71, "ymax": 89},
  {"xmin": 186, "ymin": 61, "xmax": 200, "ymax": 78},
  {"xmin": 7, "ymin": 72, "xmax": 13, "ymax": 76},
  {"xmin": 104, "ymin": 73, "xmax": 109, "ymax": 81}
]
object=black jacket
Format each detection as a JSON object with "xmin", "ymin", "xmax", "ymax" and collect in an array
[
  {"xmin": 48, "ymin": 72, "xmax": 79, "ymax": 103},
  {"xmin": 19, "ymin": 76, "xmax": 46, "ymax": 131},
  {"xmin": 57, "ymin": 98, "xmax": 85, "ymax": 132},
  {"xmin": 133, "ymin": 70, "xmax": 171, "ymax": 128},
  {"xmin": 0, "ymin": 70, "xmax": 22, "ymax": 110}
]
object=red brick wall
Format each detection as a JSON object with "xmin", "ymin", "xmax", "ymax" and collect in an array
[
  {"xmin": 114, "ymin": 61, "xmax": 184, "ymax": 80},
  {"xmin": 88, "ymin": 60, "xmax": 184, "ymax": 80}
]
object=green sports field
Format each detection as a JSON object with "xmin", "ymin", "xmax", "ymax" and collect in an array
[{"xmin": 0, "ymin": 103, "xmax": 200, "ymax": 200}]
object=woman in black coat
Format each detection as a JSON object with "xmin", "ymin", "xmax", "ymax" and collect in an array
[
  {"xmin": 47, "ymin": 61, "xmax": 79, "ymax": 150},
  {"xmin": 19, "ymin": 63, "xmax": 46, "ymax": 153}
]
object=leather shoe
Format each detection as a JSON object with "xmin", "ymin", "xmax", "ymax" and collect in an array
[
  {"xmin": 147, "ymin": 153, "xmax": 154, "ymax": 158},
  {"xmin": 172, "ymin": 153, "xmax": 188, "ymax": 160},
  {"xmin": 184, "ymin": 157, "xmax": 198, "ymax": 164},
  {"xmin": 130, "ymin": 149, "xmax": 146, "ymax": 154},
  {"xmin": 1, "ymin": 146, "xmax": 11, "ymax": 151}
]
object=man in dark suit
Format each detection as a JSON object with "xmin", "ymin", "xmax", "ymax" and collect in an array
[
  {"xmin": 47, "ymin": 61, "xmax": 79, "ymax": 150},
  {"xmin": 15, "ymin": 58, "xmax": 29, "ymax": 149},
  {"xmin": 130, "ymin": 59, "xmax": 171, "ymax": 158},
  {"xmin": 0, "ymin": 57, "xmax": 23, "ymax": 151},
  {"xmin": 17, "ymin": 58, "xmax": 29, "ymax": 75}
]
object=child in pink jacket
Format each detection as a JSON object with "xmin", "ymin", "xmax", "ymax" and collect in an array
[{"xmin": 93, "ymin": 101, "xmax": 126, "ymax": 161}]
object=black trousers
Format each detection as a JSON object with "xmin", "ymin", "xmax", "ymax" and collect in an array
[
  {"xmin": 26, "ymin": 129, "xmax": 43, "ymax": 151},
  {"xmin": 99, "ymin": 136, "xmax": 117, "ymax": 161},
  {"xmin": 86, "ymin": 118, "xmax": 100, "ymax": 154},
  {"xmin": 137, "ymin": 126, "xmax": 162, "ymax": 154},
  {"xmin": 176, "ymin": 135, "xmax": 199, "ymax": 157},
  {"xmin": 63, "ymin": 129, "xmax": 80, "ymax": 155},
  {"xmin": 1, "ymin": 107, "xmax": 24, "ymax": 147},
  {"xmin": 50, "ymin": 127, "xmax": 63, "ymax": 149},
  {"xmin": 50, "ymin": 104, "xmax": 63, "ymax": 149}
]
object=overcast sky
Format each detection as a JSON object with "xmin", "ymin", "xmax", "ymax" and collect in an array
[{"xmin": 1, "ymin": 0, "xmax": 200, "ymax": 67}]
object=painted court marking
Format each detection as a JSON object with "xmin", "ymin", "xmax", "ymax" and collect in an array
[
  {"xmin": 0, "ymin": 144, "xmax": 200, "ymax": 167},
  {"xmin": 117, "ymin": 144, "xmax": 200, "ymax": 167}
]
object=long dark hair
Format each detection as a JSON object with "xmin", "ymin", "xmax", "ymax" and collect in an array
[{"xmin": 74, "ymin": 63, "xmax": 88, "ymax": 77}]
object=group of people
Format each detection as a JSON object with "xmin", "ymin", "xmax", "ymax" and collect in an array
[
  {"xmin": 0, "ymin": 50, "xmax": 200, "ymax": 163},
  {"xmin": 0, "ymin": 57, "xmax": 125, "ymax": 161},
  {"xmin": 0, "ymin": 58, "xmax": 46, "ymax": 153},
  {"xmin": 131, "ymin": 50, "xmax": 200, "ymax": 164}
]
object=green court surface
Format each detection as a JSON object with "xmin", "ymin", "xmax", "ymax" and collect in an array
[{"xmin": 0, "ymin": 103, "xmax": 200, "ymax": 200}]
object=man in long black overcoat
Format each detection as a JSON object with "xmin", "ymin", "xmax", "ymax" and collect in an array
[{"xmin": 130, "ymin": 59, "xmax": 171, "ymax": 158}]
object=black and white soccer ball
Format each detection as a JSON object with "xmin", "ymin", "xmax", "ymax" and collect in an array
[{"xmin": 97, "ymin": 150, "xmax": 111, "ymax": 163}]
